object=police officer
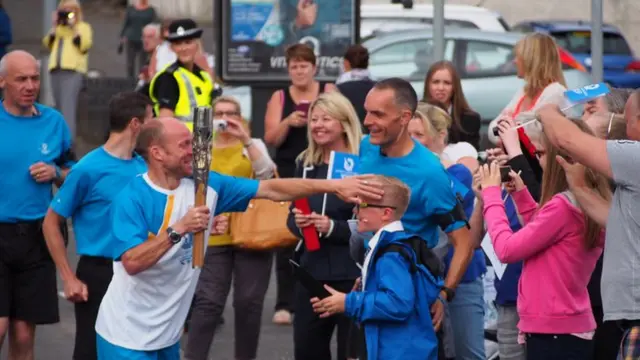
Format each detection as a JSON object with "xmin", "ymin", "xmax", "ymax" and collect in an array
[{"xmin": 149, "ymin": 19, "xmax": 220, "ymax": 127}]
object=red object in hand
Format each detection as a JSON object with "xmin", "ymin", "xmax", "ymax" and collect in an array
[{"xmin": 293, "ymin": 198, "xmax": 320, "ymax": 252}]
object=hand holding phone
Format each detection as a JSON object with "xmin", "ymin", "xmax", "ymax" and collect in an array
[
  {"xmin": 499, "ymin": 166, "xmax": 512, "ymax": 183},
  {"xmin": 295, "ymin": 101, "xmax": 311, "ymax": 117}
]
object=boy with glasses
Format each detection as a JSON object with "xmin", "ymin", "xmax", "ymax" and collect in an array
[{"xmin": 311, "ymin": 175, "xmax": 443, "ymax": 360}]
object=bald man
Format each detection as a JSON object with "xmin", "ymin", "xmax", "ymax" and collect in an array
[
  {"xmin": 94, "ymin": 118, "xmax": 384, "ymax": 359},
  {"xmin": 0, "ymin": 50, "xmax": 75, "ymax": 359}
]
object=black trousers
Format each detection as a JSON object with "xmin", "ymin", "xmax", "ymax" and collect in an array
[
  {"xmin": 293, "ymin": 279, "xmax": 357, "ymax": 360},
  {"xmin": 526, "ymin": 333, "xmax": 593, "ymax": 360},
  {"xmin": 73, "ymin": 255, "xmax": 113, "ymax": 360},
  {"xmin": 591, "ymin": 306, "xmax": 625, "ymax": 360}
]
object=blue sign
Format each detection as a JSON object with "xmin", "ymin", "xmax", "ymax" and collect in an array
[
  {"xmin": 219, "ymin": 0, "xmax": 357, "ymax": 83},
  {"xmin": 327, "ymin": 151, "xmax": 359, "ymax": 179},
  {"xmin": 564, "ymin": 82, "xmax": 610, "ymax": 104}
]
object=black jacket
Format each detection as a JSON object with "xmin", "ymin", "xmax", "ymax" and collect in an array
[
  {"xmin": 449, "ymin": 111, "xmax": 481, "ymax": 150},
  {"xmin": 337, "ymin": 79, "xmax": 376, "ymax": 131},
  {"xmin": 286, "ymin": 162, "xmax": 360, "ymax": 281}
]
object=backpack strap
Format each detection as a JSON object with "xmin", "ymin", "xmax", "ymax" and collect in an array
[{"xmin": 373, "ymin": 236, "xmax": 444, "ymax": 278}]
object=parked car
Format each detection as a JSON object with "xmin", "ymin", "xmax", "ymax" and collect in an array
[
  {"xmin": 512, "ymin": 20, "xmax": 640, "ymax": 88},
  {"xmin": 362, "ymin": 29, "xmax": 593, "ymax": 148},
  {"xmin": 360, "ymin": 3, "xmax": 509, "ymax": 40}
]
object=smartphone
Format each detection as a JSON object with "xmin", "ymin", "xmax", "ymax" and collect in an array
[
  {"xmin": 295, "ymin": 101, "xmax": 311, "ymax": 117},
  {"xmin": 500, "ymin": 166, "xmax": 512, "ymax": 183},
  {"xmin": 289, "ymin": 259, "xmax": 331, "ymax": 299}
]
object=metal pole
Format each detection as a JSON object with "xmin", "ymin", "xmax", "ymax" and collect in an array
[
  {"xmin": 433, "ymin": 0, "xmax": 445, "ymax": 61},
  {"xmin": 41, "ymin": 0, "xmax": 58, "ymax": 106},
  {"xmin": 591, "ymin": 0, "xmax": 603, "ymax": 83}
]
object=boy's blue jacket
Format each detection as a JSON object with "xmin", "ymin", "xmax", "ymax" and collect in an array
[{"xmin": 345, "ymin": 230, "xmax": 444, "ymax": 360}]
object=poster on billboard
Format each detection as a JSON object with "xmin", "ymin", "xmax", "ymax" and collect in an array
[{"xmin": 218, "ymin": 0, "xmax": 358, "ymax": 83}]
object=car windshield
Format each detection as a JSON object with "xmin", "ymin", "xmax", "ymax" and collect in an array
[{"xmin": 551, "ymin": 31, "xmax": 632, "ymax": 55}]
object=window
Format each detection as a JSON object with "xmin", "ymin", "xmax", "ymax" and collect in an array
[
  {"xmin": 551, "ymin": 31, "xmax": 632, "ymax": 55},
  {"xmin": 511, "ymin": 23, "xmax": 533, "ymax": 33},
  {"xmin": 463, "ymin": 41, "xmax": 515, "ymax": 76},
  {"xmin": 368, "ymin": 39, "xmax": 454, "ymax": 80}
]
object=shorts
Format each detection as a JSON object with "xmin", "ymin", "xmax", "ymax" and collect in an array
[
  {"xmin": 96, "ymin": 334, "xmax": 180, "ymax": 360},
  {"xmin": 0, "ymin": 220, "xmax": 59, "ymax": 324},
  {"xmin": 74, "ymin": 256, "xmax": 114, "ymax": 360},
  {"xmin": 618, "ymin": 325, "xmax": 640, "ymax": 360}
]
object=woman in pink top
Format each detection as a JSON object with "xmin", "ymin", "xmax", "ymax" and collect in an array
[{"xmin": 477, "ymin": 121, "xmax": 612, "ymax": 360}]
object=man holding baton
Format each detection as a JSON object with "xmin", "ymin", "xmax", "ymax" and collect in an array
[{"xmin": 95, "ymin": 118, "xmax": 384, "ymax": 359}]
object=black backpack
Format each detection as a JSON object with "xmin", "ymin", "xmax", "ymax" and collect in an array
[{"xmin": 373, "ymin": 236, "xmax": 444, "ymax": 278}]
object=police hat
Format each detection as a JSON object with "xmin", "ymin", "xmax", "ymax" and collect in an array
[{"xmin": 167, "ymin": 19, "xmax": 203, "ymax": 42}]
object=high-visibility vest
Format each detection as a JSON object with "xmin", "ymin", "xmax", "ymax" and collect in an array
[{"xmin": 149, "ymin": 62, "xmax": 214, "ymax": 126}]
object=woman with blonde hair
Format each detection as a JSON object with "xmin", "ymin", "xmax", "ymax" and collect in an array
[
  {"xmin": 409, "ymin": 102, "xmax": 486, "ymax": 359},
  {"xmin": 479, "ymin": 120, "xmax": 611, "ymax": 360},
  {"xmin": 488, "ymin": 32, "xmax": 567, "ymax": 181},
  {"xmin": 42, "ymin": 0, "xmax": 93, "ymax": 140},
  {"xmin": 287, "ymin": 91, "xmax": 362, "ymax": 360},
  {"xmin": 184, "ymin": 95, "xmax": 276, "ymax": 360}
]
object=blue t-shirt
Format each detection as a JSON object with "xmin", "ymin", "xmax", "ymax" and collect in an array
[
  {"xmin": 50, "ymin": 147, "xmax": 147, "ymax": 257},
  {"xmin": 0, "ymin": 103, "xmax": 74, "ymax": 222},
  {"xmin": 109, "ymin": 171, "xmax": 259, "ymax": 260},
  {"xmin": 444, "ymin": 164, "xmax": 487, "ymax": 283},
  {"xmin": 359, "ymin": 137, "xmax": 465, "ymax": 248}
]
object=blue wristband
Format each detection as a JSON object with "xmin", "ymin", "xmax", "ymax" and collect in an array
[{"xmin": 54, "ymin": 165, "xmax": 62, "ymax": 179}]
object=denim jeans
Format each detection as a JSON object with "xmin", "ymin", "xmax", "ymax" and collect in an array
[{"xmin": 448, "ymin": 277, "xmax": 486, "ymax": 360}]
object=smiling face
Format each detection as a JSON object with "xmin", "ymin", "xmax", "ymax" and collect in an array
[
  {"xmin": 170, "ymin": 38, "xmax": 199, "ymax": 64},
  {"xmin": 309, "ymin": 106, "xmax": 344, "ymax": 147},
  {"xmin": 428, "ymin": 68, "xmax": 454, "ymax": 106},
  {"xmin": 149, "ymin": 121, "xmax": 194, "ymax": 178},
  {"xmin": 363, "ymin": 88, "xmax": 411, "ymax": 147}
]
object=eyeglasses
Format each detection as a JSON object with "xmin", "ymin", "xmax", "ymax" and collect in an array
[
  {"xmin": 356, "ymin": 203, "xmax": 396, "ymax": 212},
  {"xmin": 214, "ymin": 111, "xmax": 240, "ymax": 118}
]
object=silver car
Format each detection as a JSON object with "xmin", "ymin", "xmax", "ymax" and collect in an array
[{"xmin": 363, "ymin": 29, "xmax": 593, "ymax": 124}]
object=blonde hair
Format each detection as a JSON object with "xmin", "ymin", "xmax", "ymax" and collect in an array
[
  {"xmin": 298, "ymin": 92, "xmax": 362, "ymax": 167},
  {"xmin": 372, "ymin": 175, "xmax": 411, "ymax": 219},
  {"xmin": 58, "ymin": 0, "xmax": 83, "ymax": 21},
  {"xmin": 515, "ymin": 33, "xmax": 567, "ymax": 98},
  {"xmin": 414, "ymin": 102, "xmax": 452, "ymax": 142}
]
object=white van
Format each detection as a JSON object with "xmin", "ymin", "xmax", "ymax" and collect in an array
[{"xmin": 360, "ymin": 3, "xmax": 510, "ymax": 39}]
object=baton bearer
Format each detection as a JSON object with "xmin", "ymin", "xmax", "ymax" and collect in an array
[{"xmin": 191, "ymin": 106, "xmax": 213, "ymax": 269}]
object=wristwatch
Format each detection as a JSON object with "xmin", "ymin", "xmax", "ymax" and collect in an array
[
  {"xmin": 166, "ymin": 227, "xmax": 183, "ymax": 245},
  {"xmin": 441, "ymin": 286, "xmax": 456, "ymax": 302}
]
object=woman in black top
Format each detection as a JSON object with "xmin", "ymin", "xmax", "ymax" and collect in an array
[
  {"xmin": 423, "ymin": 61, "xmax": 481, "ymax": 150},
  {"xmin": 287, "ymin": 91, "xmax": 362, "ymax": 360},
  {"xmin": 264, "ymin": 43, "xmax": 335, "ymax": 324}
]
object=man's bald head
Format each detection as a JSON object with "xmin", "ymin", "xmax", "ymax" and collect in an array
[
  {"xmin": 0, "ymin": 50, "xmax": 38, "ymax": 77},
  {"xmin": 136, "ymin": 118, "xmax": 190, "ymax": 157},
  {"xmin": 624, "ymin": 90, "xmax": 640, "ymax": 141},
  {"xmin": 0, "ymin": 50, "xmax": 41, "ymax": 111}
]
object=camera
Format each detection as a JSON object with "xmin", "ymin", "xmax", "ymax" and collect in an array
[
  {"xmin": 57, "ymin": 10, "xmax": 75, "ymax": 26},
  {"xmin": 212, "ymin": 119, "xmax": 228, "ymax": 132},
  {"xmin": 492, "ymin": 126, "xmax": 500, "ymax": 137}
]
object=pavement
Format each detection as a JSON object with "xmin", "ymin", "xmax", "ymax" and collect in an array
[{"xmin": 0, "ymin": 230, "xmax": 303, "ymax": 360}]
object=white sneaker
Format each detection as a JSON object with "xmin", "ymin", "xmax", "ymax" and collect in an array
[{"xmin": 272, "ymin": 310, "xmax": 292, "ymax": 325}]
